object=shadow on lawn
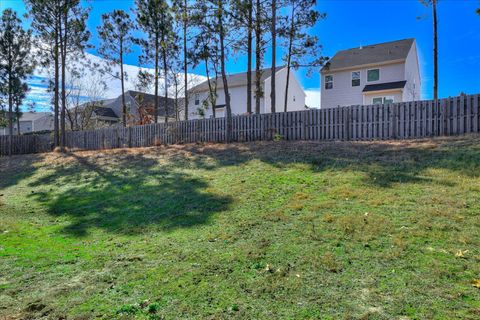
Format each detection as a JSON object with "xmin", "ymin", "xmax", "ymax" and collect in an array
[
  {"xmin": 27, "ymin": 151, "xmax": 232, "ymax": 237},
  {"xmin": 0, "ymin": 154, "xmax": 44, "ymax": 190},
  {"xmin": 159, "ymin": 135, "xmax": 480, "ymax": 188}
]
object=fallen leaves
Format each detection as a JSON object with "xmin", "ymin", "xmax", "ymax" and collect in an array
[
  {"xmin": 472, "ymin": 279, "xmax": 480, "ymax": 289},
  {"xmin": 455, "ymin": 249, "xmax": 469, "ymax": 258}
]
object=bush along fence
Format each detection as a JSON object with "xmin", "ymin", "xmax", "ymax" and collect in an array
[{"xmin": 1, "ymin": 94, "xmax": 479, "ymax": 156}]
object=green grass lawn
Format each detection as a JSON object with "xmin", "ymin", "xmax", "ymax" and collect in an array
[{"xmin": 1, "ymin": 135, "xmax": 480, "ymax": 319}]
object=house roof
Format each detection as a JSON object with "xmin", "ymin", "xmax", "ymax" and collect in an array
[
  {"xmin": 189, "ymin": 67, "xmax": 285, "ymax": 92},
  {"xmin": 93, "ymin": 107, "xmax": 118, "ymax": 118},
  {"xmin": 321, "ymin": 38, "xmax": 415, "ymax": 73},
  {"xmin": 363, "ymin": 80, "xmax": 407, "ymax": 92},
  {"xmin": 127, "ymin": 91, "xmax": 180, "ymax": 117}
]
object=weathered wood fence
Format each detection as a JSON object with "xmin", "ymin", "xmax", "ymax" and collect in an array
[{"xmin": 1, "ymin": 94, "xmax": 479, "ymax": 156}]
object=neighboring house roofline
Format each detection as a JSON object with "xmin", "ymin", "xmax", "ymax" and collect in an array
[
  {"xmin": 188, "ymin": 66, "xmax": 286, "ymax": 94},
  {"xmin": 320, "ymin": 59, "xmax": 406, "ymax": 74},
  {"xmin": 321, "ymin": 38, "xmax": 415, "ymax": 73},
  {"xmin": 277, "ymin": 67, "xmax": 307, "ymax": 97}
]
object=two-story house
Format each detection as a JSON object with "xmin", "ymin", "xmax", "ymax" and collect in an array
[
  {"xmin": 187, "ymin": 67, "xmax": 306, "ymax": 119},
  {"xmin": 320, "ymin": 38, "xmax": 421, "ymax": 108}
]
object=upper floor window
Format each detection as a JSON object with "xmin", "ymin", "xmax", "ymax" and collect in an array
[
  {"xmin": 325, "ymin": 75, "xmax": 333, "ymax": 89},
  {"xmin": 352, "ymin": 71, "xmax": 360, "ymax": 87},
  {"xmin": 367, "ymin": 69, "xmax": 380, "ymax": 82},
  {"xmin": 194, "ymin": 93, "xmax": 200, "ymax": 105}
]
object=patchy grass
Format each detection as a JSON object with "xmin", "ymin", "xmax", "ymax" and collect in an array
[{"xmin": 1, "ymin": 135, "xmax": 480, "ymax": 319}]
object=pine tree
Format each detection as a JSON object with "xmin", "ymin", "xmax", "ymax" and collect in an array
[
  {"xmin": 254, "ymin": 0, "xmax": 267, "ymax": 114},
  {"xmin": 420, "ymin": 0, "xmax": 438, "ymax": 100},
  {"xmin": 190, "ymin": 0, "xmax": 220, "ymax": 118},
  {"xmin": 270, "ymin": 0, "xmax": 277, "ymax": 113},
  {"xmin": 58, "ymin": 0, "xmax": 90, "ymax": 149},
  {"xmin": 24, "ymin": 0, "xmax": 62, "ymax": 146},
  {"xmin": 172, "ymin": 0, "xmax": 192, "ymax": 120},
  {"xmin": 97, "ymin": 10, "xmax": 134, "ymax": 127},
  {"xmin": 216, "ymin": 0, "xmax": 233, "ymax": 141},
  {"xmin": 136, "ymin": 0, "xmax": 175, "ymax": 124},
  {"xmin": 0, "ymin": 9, "xmax": 34, "ymax": 155},
  {"xmin": 280, "ymin": 0, "xmax": 326, "ymax": 112}
]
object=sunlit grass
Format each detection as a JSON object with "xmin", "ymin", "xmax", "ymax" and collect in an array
[{"xmin": 1, "ymin": 135, "xmax": 479, "ymax": 319}]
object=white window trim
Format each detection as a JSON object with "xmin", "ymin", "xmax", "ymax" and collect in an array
[
  {"xmin": 351, "ymin": 71, "xmax": 361, "ymax": 87},
  {"xmin": 367, "ymin": 68, "xmax": 380, "ymax": 82},
  {"xmin": 325, "ymin": 75, "xmax": 333, "ymax": 90},
  {"xmin": 194, "ymin": 93, "xmax": 200, "ymax": 105}
]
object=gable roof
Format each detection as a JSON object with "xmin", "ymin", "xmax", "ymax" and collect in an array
[
  {"xmin": 189, "ymin": 67, "xmax": 285, "ymax": 92},
  {"xmin": 127, "ymin": 91, "xmax": 180, "ymax": 117},
  {"xmin": 321, "ymin": 38, "xmax": 415, "ymax": 73}
]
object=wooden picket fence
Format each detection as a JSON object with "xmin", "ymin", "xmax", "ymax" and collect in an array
[{"xmin": 1, "ymin": 94, "xmax": 479, "ymax": 157}]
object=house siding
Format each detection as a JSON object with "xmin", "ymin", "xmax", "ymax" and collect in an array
[
  {"xmin": 189, "ymin": 68, "xmax": 305, "ymax": 119},
  {"xmin": 321, "ymin": 62, "xmax": 405, "ymax": 108},
  {"xmin": 403, "ymin": 41, "xmax": 422, "ymax": 101}
]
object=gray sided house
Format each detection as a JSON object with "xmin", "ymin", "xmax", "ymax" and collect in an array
[
  {"xmin": 108, "ymin": 91, "xmax": 179, "ymax": 124},
  {"xmin": 75, "ymin": 91, "xmax": 179, "ymax": 129},
  {"xmin": 0, "ymin": 112, "xmax": 54, "ymax": 135},
  {"xmin": 321, "ymin": 38, "xmax": 421, "ymax": 108}
]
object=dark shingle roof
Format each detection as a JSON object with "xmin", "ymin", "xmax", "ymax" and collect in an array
[
  {"xmin": 363, "ymin": 80, "xmax": 407, "ymax": 92},
  {"xmin": 189, "ymin": 67, "xmax": 285, "ymax": 92},
  {"xmin": 93, "ymin": 107, "xmax": 118, "ymax": 118},
  {"xmin": 321, "ymin": 39, "xmax": 415, "ymax": 73}
]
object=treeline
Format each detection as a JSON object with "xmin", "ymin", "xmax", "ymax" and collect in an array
[{"xmin": 0, "ymin": 0, "xmax": 325, "ymax": 153}]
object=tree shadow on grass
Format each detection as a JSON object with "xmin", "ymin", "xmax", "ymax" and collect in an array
[
  {"xmin": 0, "ymin": 154, "xmax": 44, "ymax": 190},
  {"xmin": 153, "ymin": 135, "xmax": 480, "ymax": 188},
  {"xmin": 27, "ymin": 151, "xmax": 232, "ymax": 237}
]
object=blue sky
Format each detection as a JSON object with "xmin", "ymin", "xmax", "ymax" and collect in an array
[{"xmin": 1, "ymin": 0, "xmax": 480, "ymax": 108}]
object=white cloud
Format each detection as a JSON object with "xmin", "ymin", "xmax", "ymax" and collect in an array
[
  {"xmin": 25, "ymin": 50, "xmax": 206, "ymax": 112},
  {"xmin": 305, "ymin": 89, "xmax": 321, "ymax": 109}
]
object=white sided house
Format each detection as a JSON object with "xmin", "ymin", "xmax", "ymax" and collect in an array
[
  {"xmin": 187, "ymin": 67, "xmax": 306, "ymax": 119},
  {"xmin": 321, "ymin": 38, "xmax": 421, "ymax": 108}
]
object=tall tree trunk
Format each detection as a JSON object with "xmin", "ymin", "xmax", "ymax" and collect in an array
[
  {"xmin": 60, "ymin": 8, "xmax": 67, "ymax": 151},
  {"xmin": 120, "ymin": 41, "xmax": 127, "ymax": 127},
  {"xmin": 54, "ymin": 15, "xmax": 60, "ymax": 147},
  {"xmin": 204, "ymin": 56, "xmax": 216, "ymax": 118},
  {"xmin": 8, "ymin": 74, "xmax": 13, "ymax": 155},
  {"xmin": 283, "ymin": 6, "xmax": 295, "ymax": 113},
  {"xmin": 183, "ymin": 0, "xmax": 189, "ymax": 121},
  {"xmin": 433, "ymin": 0, "xmax": 438, "ymax": 101},
  {"xmin": 163, "ymin": 49, "xmax": 168, "ymax": 123},
  {"xmin": 154, "ymin": 35, "xmax": 159, "ymax": 124},
  {"xmin": 270, "ymin": 0, "xmax": 276, "ymax": 114},
  {"xmin": 246, "ymin": 0, "xmax": 253, "ymax": 114},
  {"xmin": 218, "ymin": 1, "xmax": 232, "ymax": 142},
  {"xmin": 16, "ymin": 108, "xmax": 20, "ymax": 135},
  {"xmin": 254, "ymin": 0, "xmax": 262, "ymax": 114}
]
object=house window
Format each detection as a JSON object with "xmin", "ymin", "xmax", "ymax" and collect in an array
[
  {"xmin": 293, "ymin": 95, "xmax": 296, "ymax": 102},
  {"xmin": 325, "ymin": 75, "xmax": 333, "ymax": 89},
  {"xmin": 367, "ymin": 69, "xmax": 380, "ymax": 82},
  {"xmin": 194, "ymin": 94, "xmax": 200, "ymax": 105},
  {"xmin": 352, "ymin": 71, "xmax": 360, "ymax": 87},
  {"xmin": 372, "ymin": 96, "xmax": 394, "ymax": 104}
]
